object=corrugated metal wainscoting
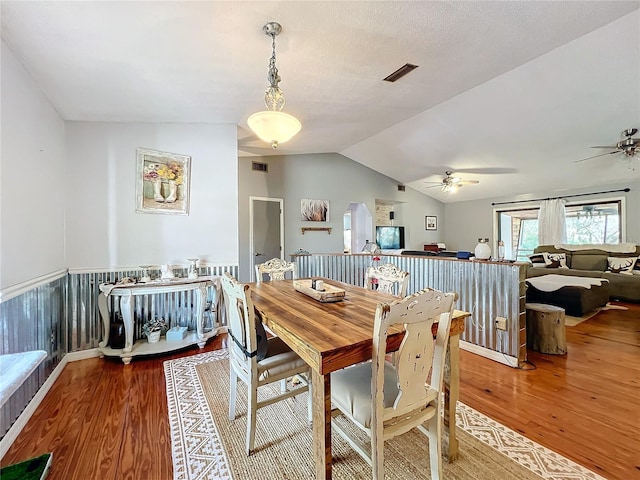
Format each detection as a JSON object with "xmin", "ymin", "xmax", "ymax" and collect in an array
[
  {"xmin": 0, "ymin": 264, "xmax": 238, "ymax": 440},
  {"xmin": 292, "ymin": 254, "xmax": 527, "ymax": 365}
]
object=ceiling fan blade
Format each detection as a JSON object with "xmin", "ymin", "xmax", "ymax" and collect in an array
[
  {"xmin": 590, "ymin": 145, "xmax": 618, "ymax": 149},
  {"xmin": 430, "ymin": 166, "xmax": 518, "ymax": 175},
  {"xmin": 458, "ymin": 180, "xmax": 480, "ymax": 185},
  {"xmin": 574, "ymin": 150, "xmax": 619, "ymax": 163}
]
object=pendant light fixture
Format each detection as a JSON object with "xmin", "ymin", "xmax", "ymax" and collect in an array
[{"xmin": 247, "ymin": 22, "xmax": 301, "ymax": 149}]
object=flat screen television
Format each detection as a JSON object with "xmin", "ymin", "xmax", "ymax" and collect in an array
[{"xmin": 375, "ymin": 226, "xmax": 405, "ymax": 250}]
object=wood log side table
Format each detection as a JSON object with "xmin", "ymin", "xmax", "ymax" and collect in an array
[{"xmin": 526, "ymin": 303, "xmax": 567, "ymax": 355}]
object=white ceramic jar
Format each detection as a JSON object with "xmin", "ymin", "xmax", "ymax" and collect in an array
[{"xmin": 474, "ymin": 238, "xmax": 491, "ymax": 260}]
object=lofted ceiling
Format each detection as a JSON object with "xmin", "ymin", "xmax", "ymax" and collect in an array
[{"xmin": 2, "ymin": 1, "xmax": 639, "ymax": 203}]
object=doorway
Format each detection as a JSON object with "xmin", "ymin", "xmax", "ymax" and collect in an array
[
  {"xmin": 250, "ymin": 197, "xmax": 284, "ymax": 281},
  {"xmin": 343, "ymin": 202, "xmax": 373, "ymax": 253}
]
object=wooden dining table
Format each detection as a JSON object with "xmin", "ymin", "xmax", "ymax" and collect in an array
[{"xmin": 250, "ymin": 278, "xmax": 470, "ymax": 480}]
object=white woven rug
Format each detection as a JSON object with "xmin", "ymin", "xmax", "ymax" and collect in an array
[{"xmin": 164, "ymin": 350, "xmax": 606, "ymax": 480}]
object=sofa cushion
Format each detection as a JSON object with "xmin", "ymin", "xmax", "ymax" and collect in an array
[
  {"xmin": 543, "ymin": 252, "xmax": 568, "ymax": 268},
  {"xmin": 606, "ymin": 257, "xmax": 637, "ymax": 275},
  {"xmin": 603, "ymin": 272, "xmax": 640, "ymax": 302},
  {"xmin": 571, "ymin": 253, "xmax": 608, "ymax": 271}
]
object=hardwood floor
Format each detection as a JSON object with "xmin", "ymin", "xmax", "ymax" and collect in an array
[
  {"xmin": 459, "ymin": 301, "xmax": 640, "ymax": 480},
  {"xmin": 2, "ymin": 303, "xmax": 638, "ymax": 480}
]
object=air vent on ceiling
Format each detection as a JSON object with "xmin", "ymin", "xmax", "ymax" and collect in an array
[
  {"xmin": 252, "ymin": 161, "xmax": 268, "ymax": 172},
  {"xmin": 383, "ymin": 63, "xmax": 419, "ymax": 83},
  {"xmin": 397, "ymin": 184, "xmax": 406, "ymax": 192}
]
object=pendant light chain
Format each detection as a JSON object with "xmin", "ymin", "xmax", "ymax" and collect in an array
[{"xmin": 267, "ymin": 33, "xmax": 280, "ymax": 88}]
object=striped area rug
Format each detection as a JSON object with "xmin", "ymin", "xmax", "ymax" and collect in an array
[{"xmin": 164, "ymin": 349, "xmax": 605, "ymax": 480}]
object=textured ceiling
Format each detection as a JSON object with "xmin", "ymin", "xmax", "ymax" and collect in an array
[{"xmin": 1, "ymin": 1, "xmax": 639, "ymax": 202}]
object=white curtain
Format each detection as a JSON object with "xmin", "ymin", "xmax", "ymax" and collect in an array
[{"xmin": 538, "ymin": 199, "xmax": 566, "ymax": 245}]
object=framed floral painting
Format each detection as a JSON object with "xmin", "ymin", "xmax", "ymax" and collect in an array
[{"xmin": 136, "ymin": 148, "xmax": 191, "ymax": 215}]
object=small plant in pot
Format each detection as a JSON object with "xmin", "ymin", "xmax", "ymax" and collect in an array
[{"xmin": 142, "ymin": 317, "xmax": 167, "ymax": 343}]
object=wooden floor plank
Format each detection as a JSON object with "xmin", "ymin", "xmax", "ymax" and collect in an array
[
  {"xmin": 64, "ymin": 359, "xmax": 130, "ymax": 480},
  {"xmin": 1, "ymin": 305, "xmax": 637, "ymax": 480},
  {"xmin": 459, "ymin": 301, "xmax": 640, "ymax": 480}
]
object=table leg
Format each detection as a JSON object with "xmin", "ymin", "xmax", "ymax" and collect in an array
[
  {"xmin": 312, "ymin": 369, "xmax": 332, "ymax": 479},
  {"xmin": 121, "ymin": 295, "xmax": 134, "ymax": 354},
  {"xmin": 443, "ymin": 333, "xmax": 460, "ymax": 461},
  {"xmin": 196, "ymin": 283, "xmax": 206, "ymax": 347},
  {"xmin": 97, "ymin": 293, "xmax": 110, "ymax": 348}
]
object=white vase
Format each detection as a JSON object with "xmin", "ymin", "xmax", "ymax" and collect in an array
[
  {"xmin": 147, "ymin": 330, "xmax": 161, "ymax": 343},
  {"xmin": 165, "ymin": 180, "xmax": 177, "ymax": 203},
  {"xmin": 187, "ymin": 258, "xmax": 199, "ymax": 279},
  {"xmin": 153, "ymin": 178, "xmax": 164, "ymax": 202},
  {"xmin": 474, "ymin": 238, "xmax": 491, "ymax": 260},
  {"xmin": 160, "ymin": 264, "xmax": 175, "ymax": 280}
]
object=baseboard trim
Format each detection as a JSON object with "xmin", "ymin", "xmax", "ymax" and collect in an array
[
  {"xmin": 65, "ymin": 348, "xmax": 100, "ymax": 362},
  {"xmin": 0, "ymin": 349, "xmax": 100, "ymax": 459},
  {"xmin": 460, "ymin": 341, "xmax": 520, "ymax": 368}
]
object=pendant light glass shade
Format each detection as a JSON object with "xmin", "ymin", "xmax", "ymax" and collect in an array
[
  {"xmin": 248, "ymin": 22, "xmax": 301, "ymax": 149},
  {"xmin": 248, "ymin": 110, "xmax": 302, "ymax": 149}
]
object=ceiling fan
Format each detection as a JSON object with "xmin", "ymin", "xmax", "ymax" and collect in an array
[
  {"xmin": 423, "ymin": 171, "xmax": 479, "ymax": 193},
  {"xmin": 575, "ymin": 128, "xmax": 639, "ymax": 163}
]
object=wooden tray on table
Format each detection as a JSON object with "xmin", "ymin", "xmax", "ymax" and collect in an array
[{"xmin": 293, "ymin": 279, "xmax": 345, "ymax": 303}]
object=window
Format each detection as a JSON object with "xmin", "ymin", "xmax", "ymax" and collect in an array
[{"xmin": 496, "ymin": 199, "xmax": 624, "ymax": 261}]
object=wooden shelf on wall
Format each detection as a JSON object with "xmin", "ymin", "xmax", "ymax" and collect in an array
[{"xmin": 301, "ymin": 227, "xmax": 332, "ymax": 235}]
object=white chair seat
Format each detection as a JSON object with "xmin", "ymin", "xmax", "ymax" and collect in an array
[
  {"xmin": 332, "ymin": 361, "xmax": 438, "ymax": 429},
  {"xmin": 331, "ymin": 361, "xmax": 398, "ymax": 428},
  {"xmin": 258, "ymin": 337, "xmax": 308, "ymax": 381}
]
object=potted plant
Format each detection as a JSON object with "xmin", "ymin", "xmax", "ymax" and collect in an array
[{"xmin": 142, "ymin": 317, "xmax": 167, "ymax": 344}]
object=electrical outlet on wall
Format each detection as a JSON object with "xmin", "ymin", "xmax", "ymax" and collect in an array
[{"xmin": 495, "ymin": 316, "xmax": 507, "ymax": 330}]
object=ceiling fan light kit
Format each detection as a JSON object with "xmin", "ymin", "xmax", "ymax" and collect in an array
[
  {"xmin": 247, "ymin": 22, "xmax": 301, "ymax": 149},
  {"xmin": 424, "ymin": 170, "xmax": 479, "ymax": 194}
]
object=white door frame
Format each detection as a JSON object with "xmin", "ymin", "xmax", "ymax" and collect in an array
[{"xmin": 249, "ymin": 196, "xmax": 285, "ymax": 282}]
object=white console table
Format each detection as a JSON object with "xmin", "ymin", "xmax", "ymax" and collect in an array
[{"xmin": 98, "ymin": 277, "xmax": 219, "ymax": 364}]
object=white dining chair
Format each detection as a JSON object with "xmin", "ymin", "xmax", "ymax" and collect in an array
[
  {"xmin": 255, "ymin": 257, "xmax": 297, "ymax": 282},
  {"xmin": 365, "ymin": 263, "xmax": 409, "ymax": 298},
  {"xmin": 221, "ymin": 272, "xmax": 311, "ymax": 455},
  {"xmin": 330, "ymin": 287, "xmax": 457, "ymax": 480}
]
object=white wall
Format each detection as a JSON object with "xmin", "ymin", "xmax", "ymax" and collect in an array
[
  {"xmin": 444, "ymin": 181, "xmax": 640, "ymax": 253},
  {"xmin": 1, "ymin": 40, "xmax": 66, "ymax": 289},
  {"xmin": 65, "ymin": 122, "xmax": 238, "ymax": 269},
  {"xmin": 238, "ymin": 153, "xmax": 445, "ymax": 281}
]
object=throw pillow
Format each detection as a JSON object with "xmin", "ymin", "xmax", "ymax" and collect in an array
[
  {"xmin": 607, "ymin": 256, "xmax": 637, "ymax": 275},
  {"xmin": 634, "ymin": 256, "xmax": 640, "ymax": 276},
  {"xmin": 528, "ymin": 253, "xmax": 547, "ymax": 268},
  {"xmin": 544, "ymin": 252, "xmax": 568, "ymax": 269}
]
